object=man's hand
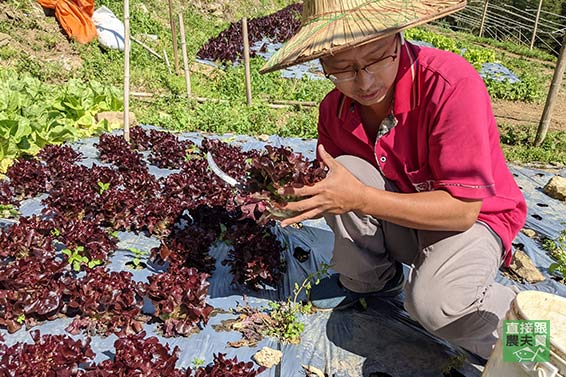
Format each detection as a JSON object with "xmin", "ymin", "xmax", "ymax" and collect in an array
[{"xmin": 277, "ymin": 144, "xmax": 367, "ymax": 227}]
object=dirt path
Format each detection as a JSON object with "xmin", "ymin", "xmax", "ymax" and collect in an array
[{"xmin": 492, "ymin": 80, "xmax": 566, "ymax": 132}]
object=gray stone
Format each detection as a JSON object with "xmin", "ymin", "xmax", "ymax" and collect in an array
[
  {"xmin": 543, "ymin": 175, "xmax": 566, "ymax": 201},
  {"xmin": 520, "ymin": 228, "xmax": 537, "ymax": 239},
  {"xmin": 253, "ymin": 347, "xmax": 282, "ymax": 368},
  {"xmin": 95, "ymin": 111, "xmax": 137, "ymax": 127},
  {"xmin": 509, "ymin": 249, "xmax": 545, "ymax": 283}
]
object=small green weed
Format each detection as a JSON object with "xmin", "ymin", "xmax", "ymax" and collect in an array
[
  {"xmin": 543, "ymin": 228, "xmax": 566, "ymax": 282},
  {"xmin": 264, "ymin": 263, "xmax": 329, "ymax": 343},
  {"xmin": 127, "ymin": 247, "xmax": 147, "ymax": 269},
  {"xmin": 0, "ymin": 204, "xmax": 19, "ymax": 219},
  {"xmin": 16, "ymin": 313, "xmax": 25, "ymax": 324},
  {"xmin": 191, "ymin": 357, "xmax": 205, "ymax": 368},
  {"xmin": 97, "ymin": 181, "xmax": 111, "ymax": 195},
  {"xmin": 62, "ymin": 245, "xmax": 102, "ymax": 271}
]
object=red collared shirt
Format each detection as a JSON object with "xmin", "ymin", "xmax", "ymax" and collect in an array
[{"xmin": 317, "ymin": 40, "xmax": 527, "ymax": 266}]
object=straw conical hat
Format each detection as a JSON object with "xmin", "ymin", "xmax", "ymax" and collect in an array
[{"xmin": 260, "ymin": 0, "xmax": 466, "ymax": 73}]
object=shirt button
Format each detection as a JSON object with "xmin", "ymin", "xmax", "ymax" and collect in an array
[{"xmin": 380, "ymin": 156, "xmax": 387, "ymax": 163}]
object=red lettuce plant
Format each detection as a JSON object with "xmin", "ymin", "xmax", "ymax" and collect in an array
[
  {"xmin": 197, "ymin": 3, "xmax": 302, "ymax": 62},
  {"xmin": 95, "ymin": 133, "xmax": 145, "ymax": 171},
  {"xmin": 0, "ymin": 216, "xmax": 55, "ymax": 260},
  {"xmin": 223, "ymin": 221, "xmax": 286, "ymax": 289},
  {"xmin": 37, "ymin": 144, "xmax": 83, "ymax": 182},
  {"xmin": 52, "ymin": 218, "xmax": 118, "ymax": 271},
  {"xmin": 0, "ymin": 257, "xmax": 69, "ymax": 333},
  {"xmin": 146, "ymin": 266, "xmax": 213, "ymax": 337},
  {"xmin": 82, "ymin": 331, "xmax": 186, "ymax": 376},
  {"xmin": 0, "ymin": 330, "xmax": 95, "ymax": 376},
  {"xmin": 146, "ymin": 129, "xmax": 197, "ymax": 169},
  {"xmin": 6, "ymin": 158, "xmax": 48, "ymax": 199},
  {"xmin": 63, "ymin": 269, "xmax": 147, "ymax": 336},
  {"xmin": 191, "ymin": 353, "xmax": 266, "ymax": 377},
  {"xmin": 151, "ymin": 224, "xmax": 217, "ymax": 273},
  {"xmin": 0, "ymin": 181, "xmax": 15, "ymax": 205},
  {"xmin": 42, "ymin": 164, "xmax": 101, "ymax": 221},
  {"xmin": 129, "ymin": 126, "xmax": 152, "ymax": 151}
]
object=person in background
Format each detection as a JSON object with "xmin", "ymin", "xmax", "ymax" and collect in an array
[{"xmin": 259, "ymin": 0, "xmax": 527, "ymax": 359}]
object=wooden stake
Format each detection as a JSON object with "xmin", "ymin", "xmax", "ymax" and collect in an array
[
  {"xmin": 242, "ymin": 18, "xmax": 252, "ymax": 106},
  {"xmin": 123, "ymin": 0, "xmax": 131, "ymax": 142},
  {"xmin": 535, "ymin": 33, "xmax": 566, "ymax": 146},
  {"xmin": 530, "ymin": 0, "xmax": 543, "ymax": 49},
  {"xmin": 168, "ymin": 0, "xmax": 179, "ymax": 73},
  {"xmin": 479, "ymin": 0, "xmax": 489, "ymax": 38},
  {"xmin": 178, "ymin": 14, "xmax": 191, "ymax": 98}
]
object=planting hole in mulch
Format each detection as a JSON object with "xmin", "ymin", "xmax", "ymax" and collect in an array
[
  {"xmin": 293, "ymin": 246, "xmax": 310, "ymax": 263},
  {"xmin": 125, "ymin": 261, "xmax": 147, "ymax": 270}
]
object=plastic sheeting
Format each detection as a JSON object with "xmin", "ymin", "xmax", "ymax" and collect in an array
[{"xmin": 1, "ymin": 126, "xmax": 565, "ymax": 376}]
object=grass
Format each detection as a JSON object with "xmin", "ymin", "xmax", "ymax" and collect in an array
[{"xmin": 499, "ymin": 124, "xmax": 566, "ymax": 166}]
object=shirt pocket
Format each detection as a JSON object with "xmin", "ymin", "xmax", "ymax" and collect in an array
[{"xmin": 403, "ymin": 163, "xmax": 434, "ymax": 192}]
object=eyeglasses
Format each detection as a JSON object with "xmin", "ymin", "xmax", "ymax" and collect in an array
[{"xmin": 322, "ymin": 38, "xmax": 399, "ymax": 84}]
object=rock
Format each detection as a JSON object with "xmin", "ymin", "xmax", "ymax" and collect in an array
[
  {"xmin": 520, "ymin": 228, "xmax": 537, "ymax": 239},
  {"xmin": 252, "ymin": 347, "xmax": 282, "ymax": 368},
  {"xmin": 543, "ymin": 175, "xmax": 566, "ymax": 201},
  {"xmin": 509, "ymin": 249, "xmax": 545, "ymax": 283},
  {"xmin": 95, "ymin": 111, "xmax": 137, "ymax": 127},
  {"xmin": 0, "ymin": 32, "xmax": 11, "ymax": 47}
]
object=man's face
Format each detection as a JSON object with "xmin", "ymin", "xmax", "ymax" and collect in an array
[{"xmin": 321, "ymin": 35, "xmax": 400, "ymax": 106}]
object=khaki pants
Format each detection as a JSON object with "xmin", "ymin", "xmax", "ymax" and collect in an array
[{"xmin": 324, "ymin": 155, "xmax": 517, "ymax": 359}]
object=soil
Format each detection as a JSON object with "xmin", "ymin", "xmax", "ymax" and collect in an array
[{"xmin": 492, "ymin": 91, "xmax": 566, "ymax": 132}]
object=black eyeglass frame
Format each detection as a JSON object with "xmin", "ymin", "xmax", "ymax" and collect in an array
[{"xmin": 322, "ymin": 36, "xmax": 400, "ymax": 84}]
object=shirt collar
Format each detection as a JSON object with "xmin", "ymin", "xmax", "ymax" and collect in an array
[{"xmin": 393, "ymin": 37, "xmax": 420, "ymax": 114}]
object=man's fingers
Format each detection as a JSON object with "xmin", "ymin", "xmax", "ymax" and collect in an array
[
  {"xmin": 280, "ymin": 208, "xmax": 322, "ymax": 227},
  {"xmin": 278, "ymin": 182, "xmax": 319, "ymax": 197},
  {"xmin": 282, "ymin": 194, "xmax": 325, "ymax": 213}
]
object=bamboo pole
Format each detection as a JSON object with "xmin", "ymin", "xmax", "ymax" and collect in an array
[
  {"xmin": 479, "ymin": 0, "xmax": 489, "ymax": 37},
  {"xmin": 123, "ymin": 0, "xmax": 131, "ymax": 142},
  {"xmin": 163, "ymin": 49, "xmax": 172, "ymax": 74},
  {"xmin": 131, "ymin": 36, "xmax": 163, "ymax": 60},
  {"xmin": 178, "ymin": 14, "xmax": 191, "ymax": 98},
  {"xmin": 242, "ymin": 18, "xmax": 252, "ymax": 106},
  {"xmin": 167, "ymin": 0, "xmax": 179, "ymax": 73},
  {"xmin": 535, "ymin": 33, "xmax": 566, "ymax": 146},
  {"xmin": 530, "ymin": 0, "xmax": 543, "ymax": 49}
]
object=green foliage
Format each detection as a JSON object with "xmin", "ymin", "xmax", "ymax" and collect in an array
[
  {"xmin": 97, "ymin": 181, "xmax": 111, "ymax": 195},
  {"xmin": 264, "ymin": 263, "xmax": 329, "ymax": 343},
  {"xmin": 127, "ymin": 247, "xmax": 147, "ymax": 269},
  {"xmin": 544, "ymin": 228, "xmax": 566, "ymax": 281},
  {"xmin": 484, "ymin": 74, "xmax": 542, "ymax": 102},
  {"xmin": 0, "ymin": 69, "xmax": 122, "ymax": 171},
  {"xmin": 499, "ymin": 124, "xmax": 566, "ymax": 166},
  {"xmin": 0, "ymin": 204, "xmax": 19, "ymax": 219},
  {"xmin": 62, "ymin": 246, "xmax": 102, "ymax": 272},
  {"xmin": 15, "ymin": 313, "xmax": 25, "ymax": 325},
  {"xmin": 405, "ymin": 28, "xmax": 496, "ymax": 68},
  {"xmin": 191, "ymin": 357, "xmax": 205, "ymax": 368},
  {"xmin": 405, "ymin": 27, "xmax": 544, "ymax": 102}
]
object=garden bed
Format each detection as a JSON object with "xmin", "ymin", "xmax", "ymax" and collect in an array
[{"xmin": 0, "ymin": 126, "xmax": 564, "ymax": 376}]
